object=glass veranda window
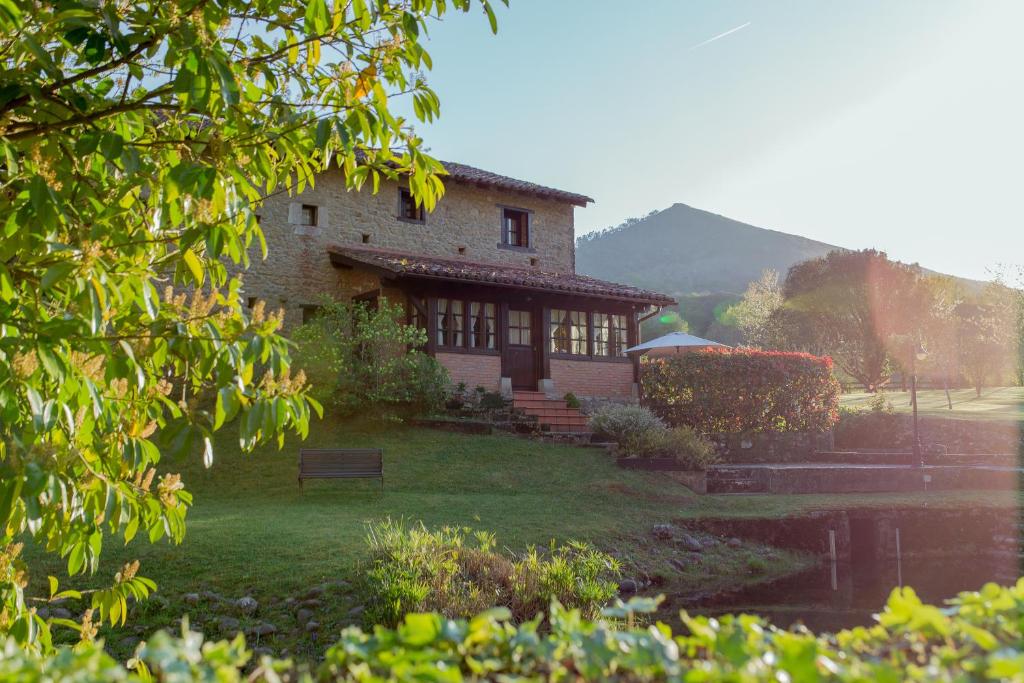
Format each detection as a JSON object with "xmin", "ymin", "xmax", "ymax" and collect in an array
[
  {"xmin": 470, "ymin": 302, "xmax": 496, "ymax": 349},
  {"xmin": 550, "ymin": 309, "xmax": 588, "ymax": 355},
  {"xmin": 595, "ymin": 313, "xmax": 628, "ymax": 356}
]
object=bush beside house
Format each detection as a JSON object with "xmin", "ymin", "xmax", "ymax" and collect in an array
[
  {"xmin": 588, "ymin": 404, "xmax": 718, "ymax": 469},
  {"xmin": 641, "ymin": 348, "xmax": 840, "ymax": 434},
  {"xmin": 292, "ymin": 298, "xmax": 449, "ymax": 417}
]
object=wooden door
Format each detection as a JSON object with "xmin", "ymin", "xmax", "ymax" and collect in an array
[{"xmin": 506, "ymin": 308, "xmax": 536, "ymax": 389}]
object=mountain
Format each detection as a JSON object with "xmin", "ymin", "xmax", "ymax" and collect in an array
[
  {"xmin": 575, "ymin": 203, "xmax": 840, "ymax": 298},
  {"xmin": 575, "ymin": 203, "xmax": 986, "ymax": 342}
]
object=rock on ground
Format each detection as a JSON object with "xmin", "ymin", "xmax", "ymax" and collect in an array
[{"xmin": 236, "ymin": 596, "xmax": 258, "ymax": 613}]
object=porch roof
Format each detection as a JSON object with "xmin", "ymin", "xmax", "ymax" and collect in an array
[{"xmin": 327, "ymin": 245, "xmax": 676, "ymax": 306}]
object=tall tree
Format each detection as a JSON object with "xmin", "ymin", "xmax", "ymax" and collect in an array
[
  {"xmin": 778, "ymin": 250, "xmax": 929, "ymax": 391},
  {"xmin": 919, "ymin": 275, "xmax": 967, "ymax": 409},
  {"xmin": 956, "ymin": 283, "xmax": 1018, "ymax": 397},
  {"xmin": 729, "ymin": 269, "xmax": 783, "ymax": 348},
  {"xmin": 0, "ymin": 0, "xmax": 500, "ymax": 650}
]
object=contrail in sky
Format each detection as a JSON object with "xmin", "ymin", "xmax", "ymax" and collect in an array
[{"xmin": 689, "ymin": 21, "xmax": 752, "ymax": 50}]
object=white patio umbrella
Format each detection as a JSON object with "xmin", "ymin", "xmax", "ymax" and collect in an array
[{"xmin": 625, "ymin": 331, "xmax": 727, "ymax": 356}]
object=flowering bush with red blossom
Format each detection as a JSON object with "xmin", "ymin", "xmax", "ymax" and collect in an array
[{"xmin": 640, "ymin": 348, "xmax": 840, "ymax": 434}]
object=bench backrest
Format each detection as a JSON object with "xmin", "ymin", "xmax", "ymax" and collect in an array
[{"xmin": 299, "ymin": 448, "xmax": 383, "ymax": 478}]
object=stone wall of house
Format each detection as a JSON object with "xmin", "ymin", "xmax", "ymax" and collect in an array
[
  {"xmin": 549, "ymin": 358, "xmax": 635, "ymax": 399},
  {"xmin": 236, "ymin": 169, "xmax": 577, "ymax": 326},
  {"xmin": 435, "ymin": 352, "xmax": 502, "ymax": 392}
]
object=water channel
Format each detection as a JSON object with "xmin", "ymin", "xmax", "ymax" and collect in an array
[{"xmin": 684, "ymin": 552, "xmax": 1021, "ymax": 632}]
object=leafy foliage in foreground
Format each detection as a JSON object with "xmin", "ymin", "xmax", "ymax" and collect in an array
[
  {"xmin": 0, "ymin": 0, "xmax": 501, "ymax": 649},
  {"xmin": 359, "ymin": 519, "xmax": 620, "ymax": 627},
  {"xmin": 5, "ymin": 581, "xmax": 1024, "ymax": 680}
]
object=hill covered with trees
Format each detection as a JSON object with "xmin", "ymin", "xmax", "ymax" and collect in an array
[{"xmin": 576, "ymin": 204, "xmax": 840, "ymax": 298}]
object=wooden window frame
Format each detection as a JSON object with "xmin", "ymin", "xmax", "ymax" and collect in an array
[
  {"xmin": 548, "ymin": 309, "xmax": 632, "ymax": 363},
  {"xmin": 594, "ymin": 312, "xmax": 629, "ymax": 358},
  {"xmin": 397, "ymin": 188, "xmax": 426, "ymax": 224},
  {"xmin": 497, "ymin": 205, "xmax": 535, "ymax": 252},
  {"xmin": 299, "ymin": 204, "xmax": 318, "ymax": 227},
  {"xmin": 469, "ymin": 302, "xmax": 497, "ymax": 351},
  {"xmin": 549, "ymin": 309, "xmax": 588, "ymax": 357},
  {"xmin": 433, "ymin": 296, "xmax": 500, "ymax": 355},
  {"xmin": 507, "ymin": 309, "xmax": 532, "ymax": 347}
]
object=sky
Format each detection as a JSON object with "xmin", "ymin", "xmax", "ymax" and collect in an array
[{"xmin": 404, "ymin": 0, "xmax": 1024, "ymax": 282}]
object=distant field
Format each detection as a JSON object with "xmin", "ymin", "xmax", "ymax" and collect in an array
[{"xmin": 840, "ymin": 387, "xmax": 1024, "ymax": 422}]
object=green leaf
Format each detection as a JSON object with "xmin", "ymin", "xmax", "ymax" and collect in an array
[
  {"xmin": 304, "ymin": 0, "xmax": 329, "ymax": 34},
  {"xmin": 98, "ymin": 132, "xmax": 124, "ymax": 160},
  {"xmin": 398, "ymin": 613, "xmax": 442, "ymax": 647},
  {"xmin": 214, "ymin": 386, "xmax": 240, "ymax": 429},
  {"xmin": 41, "ymin": 262, "xmax": 76, "ymax": 290},
  {"xmin": 0, "ymin": 263, "xmax": 13, "ymax": 301},
  {"xmin": 182, "ymin": 248, "xmax": 204, "ymax": 285}
]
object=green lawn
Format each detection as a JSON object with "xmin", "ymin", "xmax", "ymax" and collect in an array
[
  {"xmin": 841, "ymin": 386, "xmax": 1024, "ymax": 422},
  {"xmin": 24, "ymin": 418, "xmax": 1021, "ymax": 658}
]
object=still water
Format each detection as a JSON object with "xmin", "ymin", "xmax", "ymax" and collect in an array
[{"xmin": 681, "ymin": 552, "xmax": 1021, "ymax": 633}]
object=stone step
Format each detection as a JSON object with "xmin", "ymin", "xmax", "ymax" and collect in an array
[
  {"xmin": 512, "ymin": 390, "xmax": 548, "ymax": 400},
  {"xmin": 518, "ymin": 407, "xmax": 585, "ymax": 419},
  {"xmin": 513, "ymin": 398, "xmax": 568, "ymax": 410},
  {"xmin": 542, "ymin": 421, "xmax": 590, "ymax": 431},
  {"xmin": 534, "ymin": 415, "xmax": 589, "ymax": 427}
]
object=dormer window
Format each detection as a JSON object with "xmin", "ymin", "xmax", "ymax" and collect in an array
[
  {"xmin": 502, "ymin": 207, "xmax": 529, "ymax": 247},
  {"xmin": 398, "ymin": 188, "xmax": 425, "ymax": 223}
]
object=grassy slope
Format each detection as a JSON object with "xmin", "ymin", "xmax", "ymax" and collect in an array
[
  {"xmin": 24, "ymin": 419, "xmax": 1021, "ymax": 656},
  {"xmin": 840, "ymin": 387, "xmax": 1024, "ymax": 422}
]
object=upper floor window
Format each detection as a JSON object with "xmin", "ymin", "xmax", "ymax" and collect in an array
[
  {"xmin": 299, "ymin": 204, "xmax": 318, "ymax": 226},
  {"xmin": 550, "ymin": 309, "xmax": 588, "ymax": 355},
  {"xmin": 502, "ymin": 207, "xmax": 529, "ymax": 247},
  {"xmin": 398, "ymin": 188, "xmax": 425, "ymax": 223}
]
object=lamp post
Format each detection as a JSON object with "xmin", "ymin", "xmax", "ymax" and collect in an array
[{"xmin": 910, "ymin": 342, "xmax": 928, "ymax": 467}]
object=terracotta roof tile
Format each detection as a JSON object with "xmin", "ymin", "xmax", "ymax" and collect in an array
[
  {"xmin": 352, "ymin": 150, "xmax": 593, "ymax": 206},
  {"xmin": 439, "ymin": 161, "xmax": 594, "ymax": 206},
  {"xmin": 327, "ymin": 245, "xmax": 675, "ymax": 306}
]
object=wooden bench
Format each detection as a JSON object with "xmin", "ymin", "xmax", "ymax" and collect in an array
[{"xmin": 298, "ymin": 448, "xmax": 383, "ymax": 491}]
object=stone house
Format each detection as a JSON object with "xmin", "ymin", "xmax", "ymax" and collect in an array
[{"xmin": 244, "ymin": 160, "xmax": 675, "ymax": 402}]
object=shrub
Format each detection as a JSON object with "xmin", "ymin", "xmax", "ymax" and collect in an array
[
  {"xmin": 641, "ymin": 348, "xmax": 840, "ymax": 434},
  {"xmin": 587, "ymin": 403, "xmax": 666, "ymax": 456},
  {"xmin": 9, "ymin": 582, "xmax": 1024, "ymax": 680},
  {"xmin": 834, "ymin": 406, "xmax": 910, "ymax": 450},
  {"xmin": 563, "ymin": 392, "xmax": 581, "ymax": 409},
  {"xmin": 587, "ymin": 405, "xmax": 716, "ymax": 467},
  {"xmin": 650, "ymin": 426, "xmax": 719, "ymax": 469},
  {"xmin": 479, "ymin": 391, "xmax": 507, "ymax": 410},
  {"xmin": 291, "ymin": 298, "xmax": 448, "ymax": 416},
  {"xmin": 359, "ymin": 519, "xmax": 620, "ymax": 627}
]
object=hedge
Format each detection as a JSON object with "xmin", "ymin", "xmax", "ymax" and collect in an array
[
  {"xmin": 5, "ymin": 582, "xmax": 1024, "ymax": 681},
  {"xmin": 641, "ymin": 348, "xmax": 840, "ymax": 434}
]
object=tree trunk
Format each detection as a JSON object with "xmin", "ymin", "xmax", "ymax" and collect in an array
[{"xmin": 944, "ymin": 375, "xmax": 952, "ymax": 410}]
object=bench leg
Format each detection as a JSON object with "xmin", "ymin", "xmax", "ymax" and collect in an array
[{"xmin": 298, "ymin": 478, "xmax": 303, "ymax": 494}]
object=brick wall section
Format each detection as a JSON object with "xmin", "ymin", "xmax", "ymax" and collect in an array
[
  {"xmin": 550, "ymin": 359, "xmax": 634, "ymax": 399},
  {"xmin": 435, "ymin": 353, "xmax": 502, "ymax": 392},
  {"xmin": 235, "ymin": 169, "xmax": 577, "ymax": 326}
]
